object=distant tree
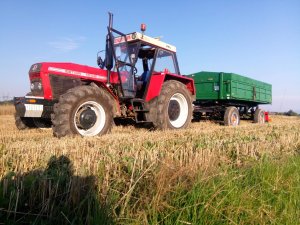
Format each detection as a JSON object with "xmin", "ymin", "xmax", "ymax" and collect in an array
[{"xmin": 285, "ymin": 110, "xmax": 298, "ymax": 116}]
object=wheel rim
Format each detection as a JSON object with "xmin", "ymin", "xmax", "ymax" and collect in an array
[
  {"xmin": 230, "ymin": 112, "xmax": 239, "ymax": 126},
  {"xmin": 74, "ymin": 101, "xmax": 106, "ymax": 136},
  {"xmin": 168, "ymin": 93, "xmax": 189, "ymax": 128}
]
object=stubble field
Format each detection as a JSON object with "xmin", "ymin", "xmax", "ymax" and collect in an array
[{"xmin": 0, "ymin": 104, "xmax": 300, "ymax": 224}]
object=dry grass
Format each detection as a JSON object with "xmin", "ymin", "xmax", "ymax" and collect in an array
[
  {"xmin": 0, "ymin": 105, "xmax": 300, "ymax": 223},
  {"xmin": 0, "ymin": 104, "xmax": 14, "ymax": 115},
  {"xmin": 1, "ymin": 113, "xmax": 299, "ymax": 178}
]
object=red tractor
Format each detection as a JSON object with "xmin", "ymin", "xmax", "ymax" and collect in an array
[{"xmin": 14, "ymin": 13, "xmax": 195, "ymax": 137}]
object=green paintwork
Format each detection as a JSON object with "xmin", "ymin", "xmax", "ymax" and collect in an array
[{"xmin": 187, "ymin": 71, "xmax": 272, "ymax": 104}]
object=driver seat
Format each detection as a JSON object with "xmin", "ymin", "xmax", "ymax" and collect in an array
[{"xmin": 137, "ymin": 71, "xmax": 150, "ymax": 91}]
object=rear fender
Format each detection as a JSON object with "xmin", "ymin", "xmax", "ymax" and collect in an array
[{"xmin": 144, "ymin": 73, "xmax": 195, "ymax": 102}]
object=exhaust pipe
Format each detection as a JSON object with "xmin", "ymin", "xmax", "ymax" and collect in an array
[{"xmin": 105, "ymin": 12, "xmax": 114, "ymax": 86}]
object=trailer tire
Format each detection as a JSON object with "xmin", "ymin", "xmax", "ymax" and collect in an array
[
  {"xmin": 52, "ymin": 85, "xmax": 114, "ymax": 137},
  {"xmin": 153, "ymin": 80, "xmax": 193, "ymax": 130},
  {"xmin": 15, "ymin": 115, "xmax": 35, "ymax": 130},
  {"xmin": 224, "ymin": 106, "xmax": 240, "ymax": 126},
  {"xmin": 254, "ymin": 108, "xmax": 265, "ymax": 124}
]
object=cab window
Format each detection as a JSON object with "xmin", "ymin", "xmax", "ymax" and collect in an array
[{"xmin": 154, "ymin": 50, "xmax": 177, "ymax": 74}]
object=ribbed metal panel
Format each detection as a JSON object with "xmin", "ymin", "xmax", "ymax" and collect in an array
[
  {"xmin": 49, "ymin": 75, "xmax": 82, "ymax": 99},
  {"xmin": 187, "ymin": 71, "xmax": 272, "ymax": 104}
]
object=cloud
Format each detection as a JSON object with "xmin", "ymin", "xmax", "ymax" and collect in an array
[{"xmin": 48, "ymin": 36, "xmax": 86, "ymax": 53}]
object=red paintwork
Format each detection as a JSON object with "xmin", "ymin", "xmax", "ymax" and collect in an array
[
  {"xmin": 29, "ymin": 62, "xmax": 118, "ymax": 100},
  {"xmin": 145, "ymin": 72, "xmax": 166, "ymax": 102},
  {"xmin": 145, "ymin": 72, "xmax": 195, "ymax": 102},
  {"xmin": 29, "ymin": 72, "xmax": 40, "ymax": 80}
]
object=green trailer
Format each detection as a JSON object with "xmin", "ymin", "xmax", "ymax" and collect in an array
[{"xmin": 187, "ymin": 71, "xmax": 272, "ymax": 126}]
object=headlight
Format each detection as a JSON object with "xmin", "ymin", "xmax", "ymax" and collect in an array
[
  {"xmin": 30, "ymin": 81, "xmax": 42, "ymax": 91},
  {"xmin": 37, "ymin": 82, "xmax": 42, "ymax": 90}
]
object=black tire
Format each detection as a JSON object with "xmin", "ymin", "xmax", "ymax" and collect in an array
[
  {"xmin": 51, "ymin": 86, "xmax": 114, "ymax": 137},
  {"xmin": 254, "ymin": 108, "xmax": 265, "ymax": 124},
  {"xmin": 15, "ymin": 114, "xmax": 35, "ymax": 130},
  {"xmin": 152, "ymin": 80, "xmax": 193, "ymax": 130},
  {"xmin": 224, "ymin": 106, "xmax": 240, "ymax": 126}
]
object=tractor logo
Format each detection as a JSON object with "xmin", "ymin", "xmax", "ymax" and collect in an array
[{"xmin": 32, "ymin": 64, "xmax": 38, "ymax": 71}]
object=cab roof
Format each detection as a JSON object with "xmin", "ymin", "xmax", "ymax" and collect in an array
[{"xmin": 114, "ymin": 32, "xmax": 177, "ymax": 53}]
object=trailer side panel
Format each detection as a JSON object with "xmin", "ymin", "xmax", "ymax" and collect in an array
[{"xmin": 188, "ymin": 71, "xmax": 272, "ymax": 104}]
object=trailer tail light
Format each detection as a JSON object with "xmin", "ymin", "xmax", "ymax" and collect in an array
[{"xmin": 265, "ymin": 112, "xmax": 270, "ymax": 122}]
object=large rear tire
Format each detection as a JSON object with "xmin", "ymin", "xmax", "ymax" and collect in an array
[
  {"xmin": 153, "ymin": 80, "xmax": 193, "ymax": 130},
  {"xmin": 254, "ymin": 108, "xmax": 265, "ymax": 124},
  {"xmin": 51, "ymin": 86, "xmax": 114, "ymax": 137},
  {"xmin": 224, "ymin": 106, "xmax": 240, "ymax": 126}
]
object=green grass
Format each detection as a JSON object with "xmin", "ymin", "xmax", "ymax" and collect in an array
[
  {"xmin": 146, "ymin": 155, "xmax": 300, "ymax": 225},
  {"xmin": 1, "ymin": 154, "xmax": 300, "ymax": 224}
]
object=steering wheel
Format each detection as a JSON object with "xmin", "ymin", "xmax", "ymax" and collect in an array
[{"xmin": 117, "ymin": 60, "xmax": 138, "ymax": 75}]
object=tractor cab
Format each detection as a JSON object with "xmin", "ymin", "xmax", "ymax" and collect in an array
[
  {"xmin": 101, "ymin": 13, "xmax": 180, "ymax": 101},
  {"xmin": 114, "ymin": 32, "xmax": 179, "ymax": 99}
]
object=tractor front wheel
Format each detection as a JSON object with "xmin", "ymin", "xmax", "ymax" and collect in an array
[
  {"xmin": 15, "ymin": 115, "xmax": 35, "ymax": 130},
  {"xmin": 154, "ymin": 80, "xmax": 193, "ymax": 130},
  {"xmin": 51, "ymin": 86, "xmax": 114, "ymax": 137}
]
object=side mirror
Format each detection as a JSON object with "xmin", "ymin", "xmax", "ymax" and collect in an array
[
  {"xmin": 97, "ymin": 50, "xmax": 105, "ymax": 69},
  {"xmin": 97, "ymin": 56, "xmax": 105, "ymax": 69}
]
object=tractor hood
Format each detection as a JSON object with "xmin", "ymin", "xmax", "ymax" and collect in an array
[
  {"xmin": 29, "ymin": 62, "xmax": 109, "ymax": 82},
  {"xmin": 28, "ymin": 62, "xmax": 119, "ymax": 100}
]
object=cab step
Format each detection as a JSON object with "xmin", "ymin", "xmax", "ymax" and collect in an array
[{"xmin": 131, "ymin": 98, "xmax": 150, "ymax": 123}]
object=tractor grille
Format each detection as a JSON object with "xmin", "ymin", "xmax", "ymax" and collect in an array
[{"xmin": 49, "ymin": 75, "xmax": 82, "ymax": 99}]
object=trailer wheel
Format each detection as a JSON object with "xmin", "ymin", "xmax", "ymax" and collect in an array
[
  {"xmin": 15, "ymin": 115, "xmax": 35, "ymax": 130},
  {"xmin": 254, "ymin": 108, "xmax": 265, "ymax": 124},
  {"xmin": 154, "ymin": 80, "xmax": 193, "ymax": 130},
  {"xmin": 52, "ymin": 86, "xmax": 114, "ymax": 137},
  {"xmin": 224, "ymin": 106, "xmax": 240, "ymax": 126}
]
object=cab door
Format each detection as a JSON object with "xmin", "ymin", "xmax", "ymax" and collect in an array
[{"xmin": 112, "ymin": 31, "xmax": 138, "ymax": 98}]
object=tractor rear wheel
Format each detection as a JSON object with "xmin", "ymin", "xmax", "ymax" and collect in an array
[
  {"xmin": 51, "ymin": 86, "xmax": 114, "ymax": 137},
  {"xmin": 254, "ymin": 108, "xmax": 265, "ymax": 124},
  {"xmin": 224, "ymin": 106, "xmax": 240, "ymax": 126},
  {"xmin": 154, "ymin": 80, "xmax": 193, "ymax": 130}
]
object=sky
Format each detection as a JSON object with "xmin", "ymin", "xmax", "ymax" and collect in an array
[{"xmin": 0, "ymin": 0, "xmax": 299, "ymax": 112}]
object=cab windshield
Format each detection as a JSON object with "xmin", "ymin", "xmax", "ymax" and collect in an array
[{"xmin": 114, "ymin": 42, "xmax": 139, "ymax": 64}]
